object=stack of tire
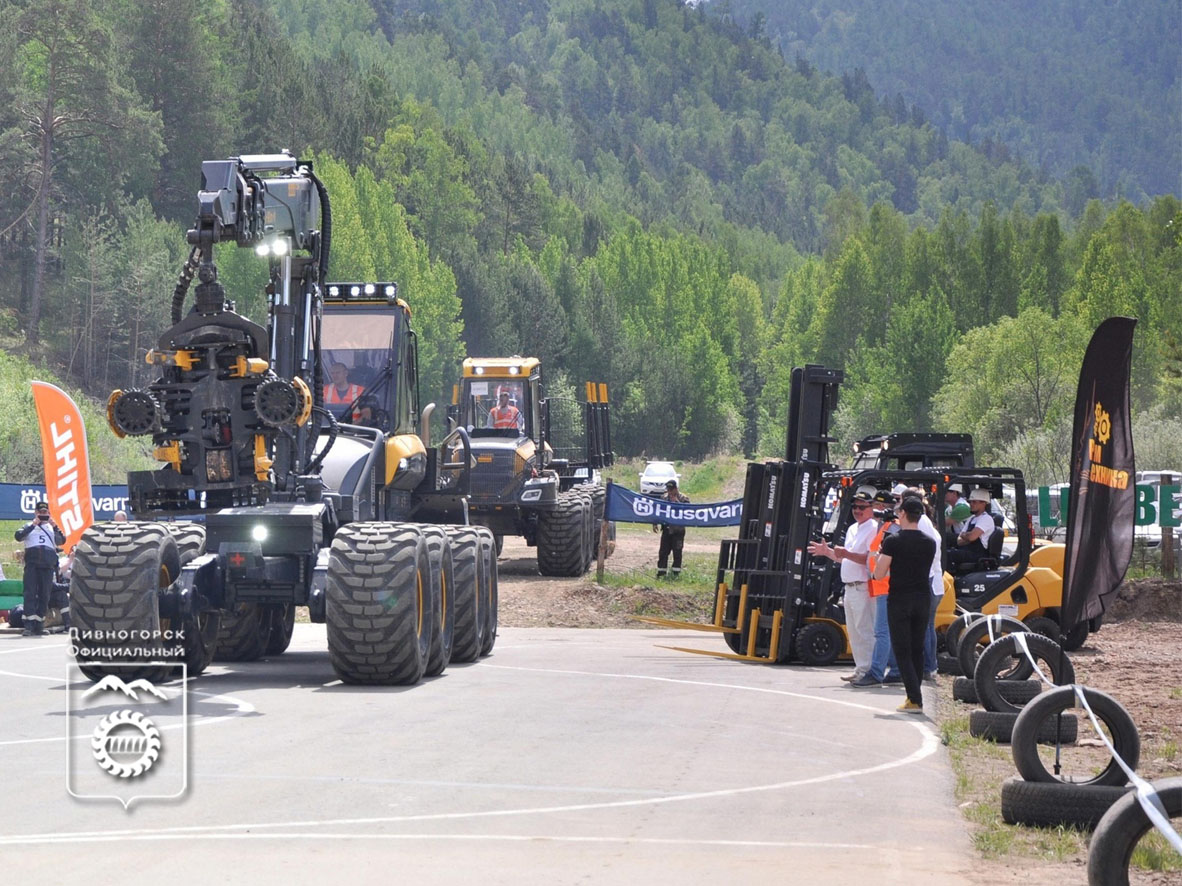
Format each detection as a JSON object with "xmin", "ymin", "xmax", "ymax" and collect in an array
[
  {"xmin": 999, "ymin": 685, "xmax": 1139, "ymax": 831},
  {"xmin": 945, "ymin": 613, "xmax": 1077, "ymax": 744},
  {"xmin": 537, "ymin": 484, "xmax": 604, "ymax": 577}
]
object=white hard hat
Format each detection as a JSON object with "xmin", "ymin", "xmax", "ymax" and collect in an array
[{"xmin": 968, "ymin": 488, "xmax": 991, "ymax": 503}]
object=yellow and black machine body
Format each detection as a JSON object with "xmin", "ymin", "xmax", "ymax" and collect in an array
[
  {"xmin": 449, "ymin": 357, "xmax": 613, "ymax": 575},
  {"xmin": 77, "ymin": 152, "xmax": 493, "ymax": 686},
  {"xmin": 643, "ymin": 364, "xmax": 1088, "ymax": 663}
]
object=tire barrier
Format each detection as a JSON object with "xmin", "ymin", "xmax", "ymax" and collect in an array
[
  {"xmin": 973, "ymin": 633, "xmax": 1074, "ymax": 715},
  {"xmin": 1012, "ymin": 686, "xmax": 1139, "ymax": 787},
  {"xmin": 1088, "ymin": 777, "xmax": 1182, "ymax": 886},
  {"xmin": 936, "ymin": 651, "xmax": 962, "ymax": 676},
  {"xmin": 969, "ymin": 709, "xmax": 1078, "ymax": 745},
  {"xmin": 951, "ymin": 676, "xmax": 1041, "ymax": 707},
  {"xmin": 1001, "ymin": 776, "xmax": 1133, "ymax": 830},
  {"xmin": 956, "ymin": 614, "xmax": 1032, "ymax": 680}
]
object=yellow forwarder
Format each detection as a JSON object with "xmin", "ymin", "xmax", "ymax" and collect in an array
[{"xmin": 449, "ymin": 357, "xmax": 612, "ymax": 575}]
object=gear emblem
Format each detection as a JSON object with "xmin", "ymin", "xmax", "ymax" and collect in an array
[
  {"xmin": 1094, "ymin": 402, "xmax": 1112, "ymax": 445},
  {"xmin": 91, "ymin": 709, "xmax": 162, "ymax": 779}
]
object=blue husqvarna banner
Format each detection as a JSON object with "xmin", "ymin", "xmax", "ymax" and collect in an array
[
  {"xmin": 604, "ymin": 481, "xmax": 742, "ymax": 527},
  {"xmin": 0, "ymin": 484, "xmax": 129, "ymax": 521}
]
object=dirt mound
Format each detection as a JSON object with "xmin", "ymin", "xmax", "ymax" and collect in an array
[{"xmin": 1106, "ymin": 577, "xmax": 1182, "ymax": 622}]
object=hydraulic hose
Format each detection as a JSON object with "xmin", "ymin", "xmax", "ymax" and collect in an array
[{"xmin": 171, "ymin": 246, "xmax": 202, "ymax": 324}]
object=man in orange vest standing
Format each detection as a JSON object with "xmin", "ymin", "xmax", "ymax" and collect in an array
[
  {"xmin": 323, "ymin": 362, "xmax": 364, "ymax": 418},
  {"xmin": 487, "ymin": 388, "xmax": 523, "ymax": 430}
]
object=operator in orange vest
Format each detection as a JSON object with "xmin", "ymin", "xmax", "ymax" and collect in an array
[
  {"xmin": 323, "ymin": 362, "xmax": 364, "ymax": 419},
  {"xmin": 487, "ymin": 388, "xmax": 523, "ymax": 430}
]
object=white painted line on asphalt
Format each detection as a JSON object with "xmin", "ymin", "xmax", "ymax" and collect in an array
[
  {"xmin": 0, "ymin": 640, "xmax": 69, "ymax": 654},
  {"xmin": 0, "ymin": 663, "xmax": 939, "ymax": 846},
  {"xmin": 0, "ymin": 668, "xmax": 60, "ymax": 682},
  {"xmin": 0, "ymin": 832, "xmax": 879, "ymax": 849}
]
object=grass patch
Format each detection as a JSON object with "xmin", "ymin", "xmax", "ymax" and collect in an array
[
  {"xmin": 1132, "ymin": 830, "xmax": 1182, "ymax": 873},
  {"xmin": 935, "ymin": 692, "xmax": 1090, "ymax": 863},
  {"xmin": 1170, "ymin": 687, "xmax": 1182, "ymax": 700}
]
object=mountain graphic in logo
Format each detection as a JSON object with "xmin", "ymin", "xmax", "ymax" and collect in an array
[{"xmin": 82, "ymin": 675, "xmax": 169, "ymax": 702}]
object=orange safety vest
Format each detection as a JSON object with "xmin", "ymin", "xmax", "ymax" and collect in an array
[
  {"xmin": 866, "ymin": 522, "xmax": 897, "ymax": 597},
  {"xmin": 324, "ymin": 382, "xmax": 364, "ymax": 405},
  {"xmin": 489, "ymin": 404, "xmax": 521, "ymax": 429}
]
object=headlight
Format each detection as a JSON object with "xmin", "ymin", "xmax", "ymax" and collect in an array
[{"xmin": 251, "ymin": 524, "xmax": 268, "ymax": 542}]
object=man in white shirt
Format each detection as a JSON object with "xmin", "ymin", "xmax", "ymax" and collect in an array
[
  {"xmin": 808, "ymin": 488, "xmax": 879, "ymax": 684},
  {"xmin": 948, "ymin": 488, "xmax": 995, "ymax": 569}
]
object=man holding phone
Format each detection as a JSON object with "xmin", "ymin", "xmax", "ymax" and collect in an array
[{"xmin": 14, "ymin": 501, "xmax": 66, "ymax": 636}]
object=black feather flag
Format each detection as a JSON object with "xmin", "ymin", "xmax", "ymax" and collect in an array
[{"xmin": 1059, "ymin": 317, "xmax": 1137, "ymax": 633}]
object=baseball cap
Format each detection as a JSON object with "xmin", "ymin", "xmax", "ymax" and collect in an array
[
  {"xmin": 891, "ymin": 483, "xmax": 909, "ymax": 497},
  {"xmin": 947, "ymin": 501, "xmax": 972, "ymax": 522},
  {"xmin": 665, "ymin": 479, "xmax": 678, "ymax": 488},
  {"xmin": 900, "ymin": 498, "xmax": 925, "ymax": 519}
]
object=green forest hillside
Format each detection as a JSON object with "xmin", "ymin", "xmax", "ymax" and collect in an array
[
  {"xmin": 719, "ymin": 0, "xmax": 1181, "ymax": 203},
  {"xmin": 0, "ymin": 0, "xmax": 1178, "ymax": 483}
]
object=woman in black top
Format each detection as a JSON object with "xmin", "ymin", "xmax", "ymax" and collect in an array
[{"xmin": 872, "ymin": 497, "xmax": 936, "ymax": 713}]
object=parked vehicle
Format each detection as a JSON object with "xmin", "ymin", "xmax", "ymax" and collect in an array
[{"xmin": 639, "ymin": 461, "xmax": 679, "ymax": 495}]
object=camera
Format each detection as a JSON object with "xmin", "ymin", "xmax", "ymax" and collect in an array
[{"xmin": 876, "ymin": 507, "xmax": 896, "ymax": 522}]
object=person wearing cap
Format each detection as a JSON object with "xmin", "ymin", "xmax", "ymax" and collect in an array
[
  {"xmin": 655, "ymin": 479, "xmax": 690, "ymax": 578},
  {"xmin": 808, "ymin": 487, "xmax": 879, "ymax": 685},
  {"xmin": 487, "ymin": 388, "xmax": 524, "ymax": 430},
  {"xmin": 943, "ymin": 484, "xmax": 968, "ymax": 544},
  {"xmin": 14, "ymin": 501, "xmax": 66, "ymax": 637},
  {"xmin": 947, "ymin": 488, "xmax": 995, "ymax": 569},
  {"xmin": 872, "ymin": 496, "xmax": 937, "ymax": 713}
]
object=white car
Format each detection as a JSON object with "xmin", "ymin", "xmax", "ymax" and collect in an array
[{"xmin": 639, "ymin": 461, "xmax": 679, "ymax": 496}]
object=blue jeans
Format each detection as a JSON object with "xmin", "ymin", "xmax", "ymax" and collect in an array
[
  {"xmin": 869, "ymin": 595, "xmax": 896, "ymax": 681},
  {"xmin": 924, "ymin": 593, "xmax": 940, "ymax": 674}
]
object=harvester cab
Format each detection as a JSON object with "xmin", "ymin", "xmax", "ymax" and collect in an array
[
  {"xmin": 74, "ymin": 152, "xmax": 493, "ymax": 687},
  {"xmin": 448, "ymin": 357, "xmax": 613, "ymax": 574}
]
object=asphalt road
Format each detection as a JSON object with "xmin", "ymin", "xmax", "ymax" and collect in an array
[{"xmin": 0, "ymin": 624, "xmax": 976, "ymax": 885}]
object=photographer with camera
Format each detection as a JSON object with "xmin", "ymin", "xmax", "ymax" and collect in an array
[{"xmin": 14, "ymin": 501, "xmax": 66, "ymax": 637}]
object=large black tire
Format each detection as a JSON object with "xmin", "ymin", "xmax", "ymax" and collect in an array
[
  {"xmin": 574, "ymin": 496, "xmax": 591, "ymax": 571},
  {"xmin": 326, "ymin": 523, "xmax": 432, "ymax": 685},
  {"xmin": 164, "ymin": 522, "xmax": 207, "ymax": 564},
  {"xmin": 795, "ymin": 621, "xmax": 844, "ymax": 666},
  {"xmin": 70, "ymin": 522, "xmax": 181, "ymax": 682},
  {"xmin": 957, "ymin": 614, "xmax": 1032, "ymax": 679},
  {"xmin": 1088, "ymin": 777, "xmax": 1182, "ymax": 886},
  {"xmin": 587, "ymin": 485, "xmax": 606, "ymax": 557},
  {"xmin": 474, "ymin": 527, "xmax": 499, "ymax": 656},
  {"xmin": 944, "ymin": 612, "xmax": 980, "ymax": 658},
  {"xmin": 1012, "ymin": 686, "xmax": 1140, "ymax": 787},
  {"xmin": 974, "ymin": 632, "xmax": 1075, "ymax": 715},
  {"xmin": 969, "ymin": 709, "xmax": 1078, "ymax": 744},
  {"xmin": 420, "ymin": 526, "xmax": 455, "ymax": 677},
  {"xmin": 1024, "ymin": 615, "xmax": 1061, "ymax": 642},
  {"xmin": 214, "ymin": 604, "xmax": 273, "ymax": 662},
  {"xmin": 448, "ymin": 527, "xmax": 486, "ymax": 663},
  {"xmin": 263, "ymin": 604, "xmax": 295, "ymax": 656},
  {"xmin": 937, "ymin": 651, "xmax": 962, "ymax": 676},
  {"xmin": 537, "ymin": 492, "xmax": 586, "ymax": 577},
  {"xmin": 162, "ymin": 522, "xmax": 220, "ymax": 676},
  {"xmin": 1062, "ymin": 618, "xmax": 1090, "ymax": 651},
  {"xmin": 952, "ymin": 676, "xmax": 1041, "ymax": 706},
  {"xmin": 1001, "ymin": 776, "xmax": 1133, "ymax": 830}
]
